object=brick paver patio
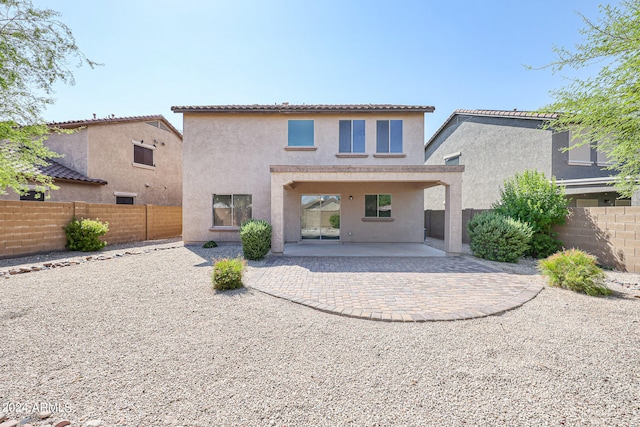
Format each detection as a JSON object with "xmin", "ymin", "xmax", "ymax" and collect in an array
[{"xmin": 247, "ymin": 256, "xmax": 543, "ymax": 321}]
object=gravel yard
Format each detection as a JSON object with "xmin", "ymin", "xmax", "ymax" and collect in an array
[{"xmin": 1, "ymin": 241, "xmax": 639, "ymax": 426}]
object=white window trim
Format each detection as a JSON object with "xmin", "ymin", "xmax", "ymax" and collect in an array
[
  {"xmin": 132, "ymin": 162, "xmax": 155, "ymax": 170},
  {"xmin": 114, "ymin": 191, "xmax": 137, "ymax": 197},
  {"xmin": 131, "ymin": 139, "xmax": 157, "ymax": 150},
  {"xmin": 131, "ymin": 139, "xmax": 156, "ymax": 169},
  {"xmin": 443, "ymin": 152, "xmax": 461, "ymax": 161},
  {"xmin": 567, "ymin": 160, "xmax": 594, "ymax": 166}
]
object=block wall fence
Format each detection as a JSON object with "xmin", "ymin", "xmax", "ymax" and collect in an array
[
  {"xmin": 0, "ymin": 201, "xmax": 182, "ymax": 258},
  {"xmin": 425, "ymin": 206, "xmax": 640, "ymax": 273}
]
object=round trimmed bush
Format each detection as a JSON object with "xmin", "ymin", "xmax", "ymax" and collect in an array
[
  {"xmin": 467, "ymin": 211, "xmax": 533, "ymax": 263},
  {"xmin": 212, "ymin": 257, "xmax": 245, "ymax": 291},
  {"xmin": 63, "ymin": 216, "xmax": 109, "ymax": 252},
  {"xmin": 240, "ymin": 219, "xmax": 272, "ymax": 260}
]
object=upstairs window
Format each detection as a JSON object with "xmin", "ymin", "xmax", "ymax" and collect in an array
[
  {"xmin": 376, "ymin": 120, "xmax": 403, "ymax": 153},
  {"xmin": 132, "ymin": 140, "xmax": 156, "ymax": 167},
  {"xmin": 339, "ymin": 120, "xmax": 365, "ymax": 153},
  {"xmin": 288, "ymin": 120, "xmax": 314, "ymax": 147},
  {"xmin": 596, "ymin": 144, "xmax": 613, "ymax": 166},
  {"xmin": 134, "ymin": 145, "xmax": 153, "ymax": 166},
  {"xmin": 568, "ymin": 133, "xmax": 592, "ymax": 165},
  {"xmin": 365, "ymin": 194, "xmax": 392, "ymax": 218},
  {"xmin": 213, "ymin": 194, "xmax": 252, "ymax": 227},
  {"xmin": 444, "ymin": 152, "xmax": 461, "ymax": 165}
]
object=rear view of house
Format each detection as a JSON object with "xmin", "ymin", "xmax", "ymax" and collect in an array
[{"xmin": 173, "ymin": 104, "xmax": 464, "ymax": 253}]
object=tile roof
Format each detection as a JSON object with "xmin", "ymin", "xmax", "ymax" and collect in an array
[
  {"xmin": 41, "ymin": 160, "xmax": 107, "ymax": 185},
  {"xmin": 453, "ymin": 109, "xmax": 559, "ymax": 119},
  {"xmin": 171, "ymin": 104, "xmax": 435, "ymax": 113},
  {"xmin": 48, "ymin": 115, "xmax": 182, "ymax": 138},
  {"xmin": 425, "ymin": 109, "xmax": 559, "ymax": 148}
]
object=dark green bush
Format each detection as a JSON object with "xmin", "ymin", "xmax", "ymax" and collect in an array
[
  {"xmin": 203, "ymin": 240, "xmax": 218, "ymax": 248},
  {"xmin": 468, "ymin": 211, "xmax": 533, "ymax": 263},
  {"xmin": 329, "ymin": 214, "xmax": 340, "ymax": 229},
  {"xmin": 212, "ymin": 257, "xmax": 245, "ymax": 291},
  {"xmin": 240, "ymin": 219, "xmax": 272, "ymax": 260},
  {"xmin": 493, "ymin": 170, "xmax": 569, "ymax": 258},
  {"xmin": 63, "ymin": 217, "xmax": 109, "ymax": 252},
  {"xmin": 539, "ymin": 249, "xmax": 611, "ymax": 296}
]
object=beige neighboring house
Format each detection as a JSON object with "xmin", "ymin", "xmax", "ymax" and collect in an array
[
  {"xmin": 172, "ymin": 104, "xmax": 464, "ymax": 253},
  {"xmin": 1, "ymin": 115, "xmax": 183, "ymax": 205}
]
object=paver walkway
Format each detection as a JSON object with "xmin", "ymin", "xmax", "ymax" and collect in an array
[{"xmin": 247, "ymin": 256, "xmax": 543, "ymax": 321}]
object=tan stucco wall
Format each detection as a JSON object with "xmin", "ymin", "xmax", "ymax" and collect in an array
[
  {"xmin": 85, "ymin": 121, "xmax": 183, "ymax": 205},
  {"xmin": 45, "ymin": 128, "xmax": 90, "ymax": 175},
  {"xmin": 181, "ymin": 112, "xmax": 427, "ymax": 243},
  {"xmin": 283, "ymin": 182, "xmax": 425, "ymax": 243},
  {"xmin": 1, "ymin": 121, "xmax": 182, "ymax": 205},
  {"xmin": 424, "ymin": 120, "xmax": 553, "ymax": 210}
]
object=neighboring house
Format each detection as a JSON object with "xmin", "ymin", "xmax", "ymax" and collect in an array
[
  {"xmin": 424, "ymin": 109, "xmax": 631, "ymax": 210},
  {"xmin": 1, "ymin": 115, "xmax": 183, "ymax": 205},
  {"xmin": 172, "ymin": 104, "xmax": 464, "ymax": 253}
]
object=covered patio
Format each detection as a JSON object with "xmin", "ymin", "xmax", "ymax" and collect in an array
[{"xmin": 270, "ymin": 165, "xmax": 464, "ymax": 254}]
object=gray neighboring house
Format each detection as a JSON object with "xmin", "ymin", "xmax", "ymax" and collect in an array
[{"xmin": 424, "ymin": 109, "xmax": 632, "ymax": 210}]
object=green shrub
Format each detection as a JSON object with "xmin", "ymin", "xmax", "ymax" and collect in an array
[
  {"xmin": 467, "ymin": 211, "xmax": 533, "ymax": 263},
  {"xmin": 212, "ymin": 257, "xmax": 245, "ymax": 291},
  {"xmin": 329, "ymin": 214, "xmax": 340, "ymax": 229},
  {"xmin": 493, "ymin": 170, "xmax": 569, "ymax": 258},
  {"xmin": 240, "ymin": 219, "xmax": 272, "ymax": 260},
  {"xmin": 203, "ymin": 240, "xmax": 218, "ymax": 248},
  {"xmin": 539, "ymin": 249, "xmax": 611, "ymax": 296},
  {"xmin": 63, "ymin": 217, "xmax": 109, "ymax": 252}
]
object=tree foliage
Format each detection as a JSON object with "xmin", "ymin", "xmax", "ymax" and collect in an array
[
  {"xmin": 0, "ymin": 0, "xmax": 97, "ymax": 195},
  {"xmin": 537, "ymin": 0, "xmax": 640, "ymax": 198},
  {"xmin": 493, "ymin": 170, "xmax": 569, "ymax": 258}
]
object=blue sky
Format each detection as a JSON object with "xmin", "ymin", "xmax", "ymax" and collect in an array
[{"xmin": 37, "ymin": 0, "xmax": 604, "ymax": 138}]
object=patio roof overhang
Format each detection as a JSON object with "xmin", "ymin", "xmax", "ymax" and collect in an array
[
  {"xmin": 269, "ymin": 165, "xmax": 465, "ymax": 254},
  {"xmin": 270, "ymin": 165, "xmax": 464, "ymax": 189}
]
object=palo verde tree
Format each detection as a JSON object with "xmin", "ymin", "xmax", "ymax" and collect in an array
[
  {"xmin": 0, "ymin": 0, "xmax": 97, "ymax": 196},
  {"xmin": 536, "ymin": 0, "xmax": 640, "ymax": 198}
]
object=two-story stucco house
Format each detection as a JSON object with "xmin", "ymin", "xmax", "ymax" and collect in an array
[
  {"xmin": 1, "ymin": 115, "xmax": 183, "ymax": 205},
  {"xmin": 424, "ymin": 109, "xmax": 631, "ymax": 210},
  {"xmin": 172, "ymin": 104, "xmax": 464, "ymax": 253}
]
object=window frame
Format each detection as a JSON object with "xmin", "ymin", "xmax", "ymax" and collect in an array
[
  {"xmin": 364, "ymin": 194, "xmax": 392, "ymax": 218},
  {"xmin": 116, "ymin": 196, "xmax": 134, "ymax": 205},
  {"xmin": 339, "ymin": 120, "xmax": 366, "ymax": 153},
  {"xmin": 212, "ymin": 194, "xmax": 252, "ymax": 228},
  {"xmin": 132, "ymin": 139, "xmax": 156, "ymax": 168},
  {"xmin": 287, "ymin": 120, "xmax": 315, "ymax": 147},
  {"xmin": 567, "ymin": 133, "xmax": 593, "ymax": 166},
  {"xmin": 376, "ymin": 120, "xmax": 403, "ymax": 153},
  {"xmin": 444, "ymin": 152, "xmax": 461, "ymax": 166}
]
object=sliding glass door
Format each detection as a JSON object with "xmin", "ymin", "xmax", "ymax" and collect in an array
[{"xmin": 300, "ymin": 195, "xmax": 340, "ymax": 240}]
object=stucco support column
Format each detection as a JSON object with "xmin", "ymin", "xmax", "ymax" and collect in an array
[
  {"xmin": 443, "ymin": 177, "xmax": 462, "ymax": 254},
  {"xmin": 270, "ymin": 174, "xmax": 286, "ymax": 254}
]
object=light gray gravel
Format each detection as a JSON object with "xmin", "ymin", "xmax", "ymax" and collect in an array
[{"xmin": 1, "ymin": 241, "xmax": 639, "ymax": 426}]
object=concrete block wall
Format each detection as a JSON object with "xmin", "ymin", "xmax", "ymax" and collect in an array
[
  {"xmin": 78, "ymin": 202, "xmax": 147, "ymax": 245},
  {"xmin": 0, "ymin": 201, "xmax": 182, "ymax": 258},
  {"xmin": 0, "ymin": 201, "xmax": 72, "ymax": 257},
  {"xmin": 426, "ymin": 206, "xmax": 640, "ymax": 273},
  {"xmin": 147, "ymin": 205, "xmax": 182, "ymax": 240},
  {"xmin": 555, "ymin": 207, "xmax": 640, "ymax": 273}
]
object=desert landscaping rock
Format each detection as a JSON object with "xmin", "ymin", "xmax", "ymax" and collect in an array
[{"xmin": 1, "ymin": 240, "xmax": 638, "ymax": 426}]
